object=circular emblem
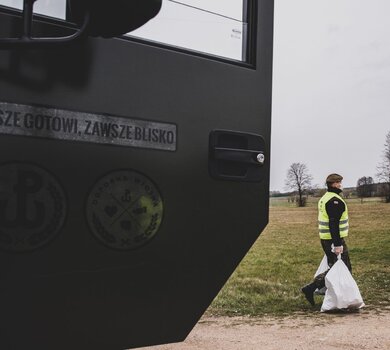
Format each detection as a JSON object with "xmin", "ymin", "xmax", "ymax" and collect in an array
[
  {"xmin": 0, "ymin": 163, "xmax": 67, "ymax": 252},
  {"xmin": 86, "ymin": 170, "xmax": 163, "ymax": 250}
]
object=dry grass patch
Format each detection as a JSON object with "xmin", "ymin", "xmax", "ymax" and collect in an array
[{"xmin": 209, "ymin": 198, "xmax": 390, "ymax": 316}]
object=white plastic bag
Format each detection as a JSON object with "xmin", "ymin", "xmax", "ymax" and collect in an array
[
  {"xmin": 321, "ymin": 256, "xmax": 365, "ymax": 312},
  {"xmin": 314, "ymin": 255, "xmax": 328, "ymax": 295},
  {"xmin": 314, "ymin": 254, "xmax": 328, "ymax": 277}
]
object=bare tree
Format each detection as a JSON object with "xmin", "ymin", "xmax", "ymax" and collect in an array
[
  {"xmin": 285, "ymin": 163, "xmax": 313, "ymax": 207},
  {"xmin": 376, "ymin": 131, "xmax": 390, "ymax": 203},
  {"xmin": 356, "ymin": 176, "xmax": 374, "ymax": 203}
]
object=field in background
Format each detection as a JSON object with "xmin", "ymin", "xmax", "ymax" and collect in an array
[
  {"xmin": 209, "ymin": 197, "xmax": 390, "ymax": 316},
  {"xmin": 270, "ymin": 195, "xmax": 383, "ymax": 208}
]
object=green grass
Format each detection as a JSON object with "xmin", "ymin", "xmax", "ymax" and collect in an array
[{"xmin": 209, "ymin": 198, "xmax": 390, "ymax": 316}]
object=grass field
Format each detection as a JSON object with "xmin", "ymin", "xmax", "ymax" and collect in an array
[{"xmin": 209, "ymin": 197, "xmax": 390, "ymax": 316}]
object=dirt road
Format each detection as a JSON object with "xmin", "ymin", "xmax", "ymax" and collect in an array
[{"xmin": 142, "ymin": 310, "xmax": 390, "ymax": 350}]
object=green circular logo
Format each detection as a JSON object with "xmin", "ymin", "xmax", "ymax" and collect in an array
[{"xmin": 86, "ymin": 170, "xmax": 163, "ymax": 250}]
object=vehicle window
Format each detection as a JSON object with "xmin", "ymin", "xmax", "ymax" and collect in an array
[
  {"xmin": 0, "ymin": 0, "xmax": 66, "ymax": 19},
  {"xmin": 0, "ymin": 0, "xmax": 249, "ymax": 62},
  {"xmin": 127, "ymin": 0, "xmax": 248, "ymax": 62}
]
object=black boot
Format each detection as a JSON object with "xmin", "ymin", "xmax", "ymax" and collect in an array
[{"xmin": 301, "ymin": 283, "xmax": 316, "ymax": 306}]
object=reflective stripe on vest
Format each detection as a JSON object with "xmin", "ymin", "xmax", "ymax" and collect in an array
[{"xmin": 318, "ymin": 191, "xmax": 349, "ymax": 239}]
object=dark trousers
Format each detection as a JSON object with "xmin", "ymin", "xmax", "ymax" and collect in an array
[{"xmin": 313, "ymin": 238, "xmax": 352, "ymax": 289}]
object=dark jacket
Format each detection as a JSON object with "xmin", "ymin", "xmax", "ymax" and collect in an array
[{"xmin": 324, "ymin": 187, "xmax": 345, "ymax": 246}]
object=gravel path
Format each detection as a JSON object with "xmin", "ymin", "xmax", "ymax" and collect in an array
[{"xmin": 142, "ymin": 309, "xmax": 390, "ymax": 350}]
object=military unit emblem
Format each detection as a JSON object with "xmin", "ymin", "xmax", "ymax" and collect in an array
[{"xmin": 86, "ymin": 169, "xmax": 163, "ymax": 250}]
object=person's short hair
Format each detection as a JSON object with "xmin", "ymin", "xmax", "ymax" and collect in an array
[{"xmin": 326, "ymin": 173, "xmax": 343, "ymax": 185}]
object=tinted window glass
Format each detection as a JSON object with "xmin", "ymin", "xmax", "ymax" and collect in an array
[
  {"xmin": 0, "ymin": 0, "xmax": 248, "ymax": 62},
  {"xmin": 127, "ymin": 0, "xmax": 248, "ymax": 61},
  {"xmin": 0, "ymin": 0, "xmax": 66, "ymax": 19}
]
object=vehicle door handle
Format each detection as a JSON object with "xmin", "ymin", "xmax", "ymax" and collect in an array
[
  {"xmin": 213, "ymin": 147, "xmax": 264, "ymax": 166},
  {"xmin": 209, "ymin": 130, "xmax": 266, "ymax": 182}
]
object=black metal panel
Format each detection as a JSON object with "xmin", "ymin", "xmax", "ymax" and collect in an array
[{"xmin": 0, "ymin": 1, "xmax": 274, "ymax": 349}]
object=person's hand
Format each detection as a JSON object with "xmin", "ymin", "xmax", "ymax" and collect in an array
[{"xmin": 334, "ymin": 246, "xmax": 343, "ymax": 255}]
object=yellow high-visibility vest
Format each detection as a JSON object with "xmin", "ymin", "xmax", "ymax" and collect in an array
[{"xmin": 318, "ymin": 191, "xmax": 349, "ymax": 240}]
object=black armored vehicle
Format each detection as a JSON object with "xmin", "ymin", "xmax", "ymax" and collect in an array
[{"xmin": 0, "ymin": 0, "xmax": 274, "ymax": 349}]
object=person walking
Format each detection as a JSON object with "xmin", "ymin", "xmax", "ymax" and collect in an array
[{"xmin": 301, "ymin": 173, "xmax": 352, "ymax": 306}]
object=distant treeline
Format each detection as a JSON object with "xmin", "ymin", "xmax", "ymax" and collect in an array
[{"xmin": 270, "ymin": 183, "xmax": 389, "ymax": 199}]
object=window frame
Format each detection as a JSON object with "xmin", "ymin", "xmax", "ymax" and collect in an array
[{"xmin": 0, "ymin": 0, "xmax": 257, "ymax": 68}]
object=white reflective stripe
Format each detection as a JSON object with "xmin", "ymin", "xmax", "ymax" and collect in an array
[
  {"xmin": 318, "ymin": 219, "xmax": 348, "ymax": 227},
  {"xmin": 319, "ymin": 226, "xmax": 349, "ymax": 234}
]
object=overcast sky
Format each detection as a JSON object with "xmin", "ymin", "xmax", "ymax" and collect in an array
[
  {"xmin": 272, "ymin": 0, "xmax": 390, "ymax": 191},
  {"xmin": 1, "ymin": 0, "xmax": 389, "ymax": 191}
]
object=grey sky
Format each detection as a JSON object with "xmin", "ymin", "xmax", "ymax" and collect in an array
[{"xmin": 272, "ymin": 0, "xmax": 390, "ymax": 191}]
